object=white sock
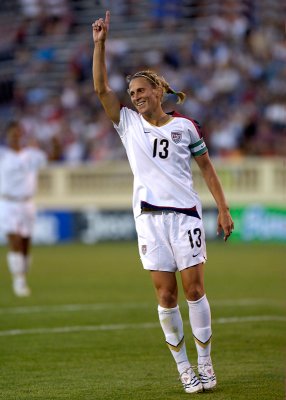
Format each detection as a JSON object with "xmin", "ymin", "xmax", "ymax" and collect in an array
[
  {"xmin": 158, "ymin": 305, "xmax": 191, "ymax": 374},
  {"xmin": 187, "ymin": 295, "xmax": 212, "ymax": 364},
  {"xmin": 7, "ymin": 252, "xmax": 25, "ymax": 276}
]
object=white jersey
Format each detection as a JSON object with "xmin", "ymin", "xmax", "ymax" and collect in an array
[
  {"xmin": 113, "ymin": 107, "xmax": 208, "ymax": 218},
  {"xmin": 0, "ymin": 147, "xmax": 47, "ymax": 199}
]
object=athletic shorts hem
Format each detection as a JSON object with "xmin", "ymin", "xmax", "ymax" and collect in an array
[{"xmin": 142, "ymin": 255, "xmax": 207, "ymax": 272}]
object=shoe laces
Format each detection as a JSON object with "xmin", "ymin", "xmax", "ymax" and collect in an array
[
  {"xmin": 198, "ymin": 359, "xmax": 215, "ymax": 377},
  {"xmin": 179, "ymin": 366, "xmax": 197, "ymax": 382}
]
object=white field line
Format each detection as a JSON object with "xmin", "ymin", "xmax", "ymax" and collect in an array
[
  {"xmin": 0, "ymin": 298, "xmax": 284, "ymax": 315},
  {"xmin": 0, "ymin": 302, "xmax": 150, "ymax": 315},
  {"xmin": 0, "ymin": 315, "xmax": 285, "ymax": 337}
]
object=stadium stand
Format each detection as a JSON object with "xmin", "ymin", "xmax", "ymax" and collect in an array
[{"xmin": 0, "ymin": 0, "xmax": 285, "ymax": 163}]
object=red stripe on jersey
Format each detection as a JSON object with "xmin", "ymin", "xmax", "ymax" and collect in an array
[{"xmin": 167, "ymin": 110, "xmax": 203, "ymax": 138}]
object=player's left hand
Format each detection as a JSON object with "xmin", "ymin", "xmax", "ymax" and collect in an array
[{"xmin": 217, "ymin": 209, "xmax": 234, "ymax": 242}]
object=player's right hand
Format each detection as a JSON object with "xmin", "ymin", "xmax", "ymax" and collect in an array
[{"xmin": 92, "ymin": 10, "xmax": 110, "ymax": 43}]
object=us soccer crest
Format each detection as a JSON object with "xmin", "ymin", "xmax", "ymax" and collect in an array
[
  {"xmin": 141, "ymin": 245, "xmax": 147, "ymax": 255},
  {"xmin": 171, "ymin": 131, "xmax": 182, "ymax": 144}
]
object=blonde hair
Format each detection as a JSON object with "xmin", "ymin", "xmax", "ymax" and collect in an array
[{"xmin": 127, "ymin": 70, "xmax": 186, "ymax": 104}]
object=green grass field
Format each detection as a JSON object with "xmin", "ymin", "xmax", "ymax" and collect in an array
[{"xmin": 0, "ymin": 242, "xmax": 285, "ymax": 400}]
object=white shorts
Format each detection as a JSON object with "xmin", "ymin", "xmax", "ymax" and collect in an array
[
  {"xmin": 0, "ymin": 199, "xmax": 36, "ymax": 237},
  {"xmin": 135, "ymin": 211, "xmax": 207, "ymax": 272}
]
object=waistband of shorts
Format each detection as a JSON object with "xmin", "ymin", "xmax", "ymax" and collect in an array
[
  {"xmin": 141, "ymin": 207, "xmax": 175, "ymax": 214},
  {"xmin": 140, "ymin": 201, "xmax": 201, "ymax": 219},
  {"xmin": 1, "ymin": 195, "xmax": 33, "ymax": 202}
]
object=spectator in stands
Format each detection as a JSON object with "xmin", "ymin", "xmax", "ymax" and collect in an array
[
  {"xmin": 0, "ymin": 0, "xmax": 285, "ymax": 161},
  {"xmin": 148, "ymin": 0, "xmax": 183, "ymax": 30},
  {"xmin": 19, "ymin": 0, "xmax": 41, "ymax": 20},
  {"xmin": 92, "ymin": 11, "xmax": 234, "ymax": 394}
]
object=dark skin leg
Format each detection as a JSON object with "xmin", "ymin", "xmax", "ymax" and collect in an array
[
  {"xmin": 7, "ymin": 234, "xmax": 31, "ymax": 257},
  {"xmin": 22, "ymin": 237, "xmax": 31, "ymax": 257}
]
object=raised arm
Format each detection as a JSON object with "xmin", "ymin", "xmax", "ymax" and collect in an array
[
  {"xmin": 195, "ymin": 152, "xmax": 234, "ymax": 241},
  {"xmin": 92, "ymin": 11, "xmax": 120, "ymax": 125}
]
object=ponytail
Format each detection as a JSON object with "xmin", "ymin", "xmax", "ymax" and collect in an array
[
  {"xmin": 165, "ymin": 87, "xmax": 186, "ymax": 104},
  {"xmin": 127, "ymin": 70, "xmax": 186, "ymax": 104}
]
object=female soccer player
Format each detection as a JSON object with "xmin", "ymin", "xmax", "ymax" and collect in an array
[
  {"xmin": 92, "ymin": 11, "xmax": 234, "ymax": 394},
  {"xmin": 0, "ymin": 121, "xmax": 47, "ymax": 297}
]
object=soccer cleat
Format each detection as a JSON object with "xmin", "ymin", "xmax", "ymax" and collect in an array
[
  {"xmin": 179, "ymin": 367, "xmax": 203, "ymax": 394},
  {"xmin": 13, "ymin": 275, "xmax": 31, "ymax": 297},
  {"xmin": 198, "ymin": 357, "xmax": 217, "ymax": 391}
]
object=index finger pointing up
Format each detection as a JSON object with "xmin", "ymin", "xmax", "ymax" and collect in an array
[{"xmin": 105, "ymin": 10, "xmax": 110, "ymax": 31}]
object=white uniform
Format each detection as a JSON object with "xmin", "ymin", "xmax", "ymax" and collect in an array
[
  {"xmin": 113, "ymin": 107, "xmax": 208, "ymax": 271},
  {"xmin": 0, "ymin": 147, "xmax": 47, "ymax": 237}
]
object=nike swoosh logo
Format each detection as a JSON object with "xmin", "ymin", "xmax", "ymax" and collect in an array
[{"xmin": 193, "ymin": 253, "xmax": 200, "ymax": 257}]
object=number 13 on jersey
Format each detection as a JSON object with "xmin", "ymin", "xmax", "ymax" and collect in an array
[{"xmin": 153, "ymin": 138, "xmax": 169, "ymax": 159}]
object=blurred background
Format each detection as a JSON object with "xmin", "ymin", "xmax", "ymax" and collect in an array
[{"xmin": 0, "ymin": 0, "xmax": 285, "ymax": 245}]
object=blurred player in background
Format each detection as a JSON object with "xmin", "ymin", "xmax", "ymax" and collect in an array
[
  {"xmin": 92, "ymin": 11, "xmax": 234, "ymax": 394},
  {"xmin": 0, "ymin": 121, "xmax": 48, "ymax": 297}
]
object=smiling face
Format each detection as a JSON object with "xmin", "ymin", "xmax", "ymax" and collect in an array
[{"xmin": 128, "ymin": 77, "xmax": 163, "ymax": 115}]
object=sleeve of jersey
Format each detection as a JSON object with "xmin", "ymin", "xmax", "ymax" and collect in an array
[
  {"xmin": 112, "ymin": 106, "xmax": 133, "ymax": 138},
  {"xmin": 188, "ymin": 121, "xmax": 208, "ymax": 157}
]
